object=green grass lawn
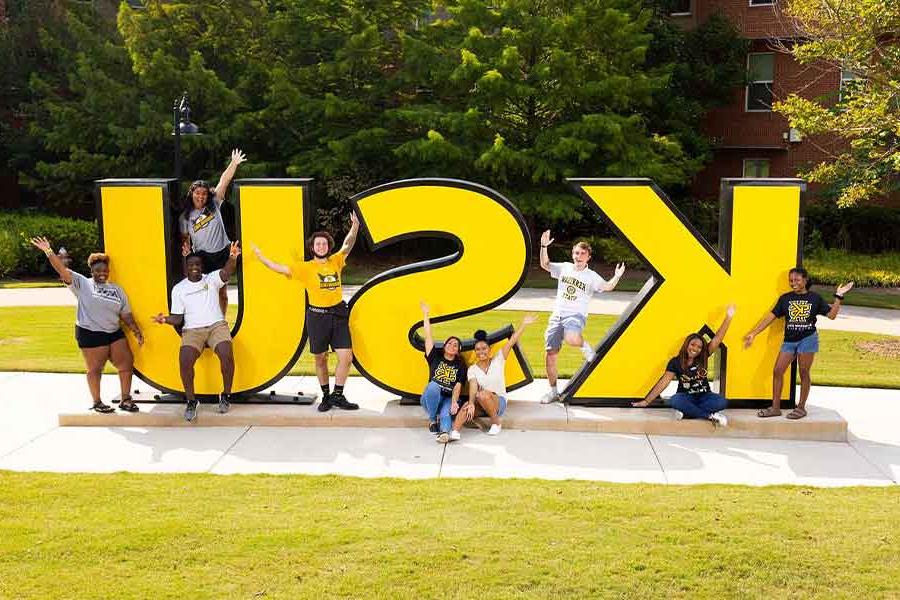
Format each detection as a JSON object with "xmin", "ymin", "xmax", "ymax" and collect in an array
[
  {"xmin": 1, "ymin": 306, "xmax": 898, "ymax": 389},
  {"xmin": 0, "ymin": 472, "xmax": 898, "ymax": 598}
]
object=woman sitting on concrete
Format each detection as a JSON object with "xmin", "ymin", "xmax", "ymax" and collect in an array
[
  {"xmin": 455, "ymin": 314, "xmax": 537, "ymax": 439},
  {"xmin": 419, "ymin": 301, "xmax": 467, "ymax": 444},
  {"xmin": 631, "ymin": 305, "xmax": 735, "ymax": 428},
  {"xmin": 30, "ymin": 236, "xmax": 143, "ymax": 413}
]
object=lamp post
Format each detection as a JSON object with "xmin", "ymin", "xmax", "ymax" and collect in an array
[{"xmin": 172, "ymin": 91, "xmax": 200, "ymax": 179}]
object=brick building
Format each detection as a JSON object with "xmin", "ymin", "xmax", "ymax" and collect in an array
[{"xmin": 671, "ymin": 0, "xmax": 848, "ymax": 201}]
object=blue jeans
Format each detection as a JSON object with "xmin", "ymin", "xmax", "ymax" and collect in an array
[
  {"xmin": 668, "ymin": 392, "xmax": 727, "ymax": 419},
  {"xmin": 421, "ymin": 381, "xmax": 452, "ymax": 433}
]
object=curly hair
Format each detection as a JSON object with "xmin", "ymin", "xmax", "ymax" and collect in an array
[{"xmin": 87, "ymin": 253, "xmax": 110, "ymax": 268}]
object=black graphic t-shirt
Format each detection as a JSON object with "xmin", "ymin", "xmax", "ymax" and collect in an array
[
  {"xmin": 772, "ymin": 291, "xmax": 831, "ymax": 342},
  {"xmin": 426, "ymin": 347, "xmax": 467, "ymax": 394},
  {"xmin": 666, "ymin": 357, "xmax": 711, "ymax": 395}
]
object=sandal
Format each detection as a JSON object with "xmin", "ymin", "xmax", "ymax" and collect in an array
[
  {"xmin": 786, "ymin": 407, "xmax": 807, "ymax": 420},
  {"xmin": 119, "ymin": 397, "xmax": 140, "ymax": 413},
  {"xmin": 757, "ymin": 406, "xmax": 782, "ymax": 418},
  {"xmin": 91, "ymin": 401, "xmax": 115, "ymax": 414}
]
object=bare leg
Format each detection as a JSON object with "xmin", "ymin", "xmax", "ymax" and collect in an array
[
  {"xmin": 545, "ymin": 350, "xmax": 560, "ymax": 387},
  {"xmin": 475, "ymin": 390, "xmax": 501, "ymax": 425},
  {"xmin": 81, "ymin": 346, "xmax": 110, "ymax": 404},
  {"xmin": 214, "ymin": 341, "xmax": 234, "ymax": 394},
  {"xmin": 108, "ymin": 338, "xmax": 134, "ymax": 399},
  {"xmin": 334, "ymin": 348, "xmax": 353, "ymax": 386},
  {"xmin": 564, "ymin": 331, "xmax": 584, "ymax": 348},
  {"xmin": 796, "ymin": 352, "xmax": 815, "ymax": 410},
  {"xmin": 770, "ymin": 351, "xmax": 795, "ymax": 411},
  {"xmin": 313, "ymin": 352, "xmax": 329, "ymax": 387},
  {"xmin": 452, "ymin": 405, "xmax": 468, "ymax": 432},
  {"xmin": 179, "ymin": 346, "xmax": 202, "ymax": 402}
]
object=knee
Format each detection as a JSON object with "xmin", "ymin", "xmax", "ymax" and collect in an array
[
  {"xmin": 314, "ymin": 353, "xmax": 328, "ymax": 367},
  {"xmin": 798, "ymin": 367, "xmax": 811, "ymax": 380},
  {"xmin": 86, "ymin": 366, "xmax": 103, "ymax": 378},
  {"xmin": 339, "ymin": 350, "xmax": 353, "ymax": 364},
  {"xmin": 773, "ymin": 364, "xmax": 788, "ymax": 377}
]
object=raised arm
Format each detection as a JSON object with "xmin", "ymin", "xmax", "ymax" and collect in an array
[
  {"xmin": 631, "ymin": 371, "xmax": 675, "ymax": 408},
  {"xmin": 339, "ymin": 211, "xmax": 360, "ymax": 256},
  {"xmin": 501, "ymin": 313, "xmax": 537, "ymax": 359},
  {"xmin": 539, "ymin": 230, "xmax": 553, "ymax": 272},
  {"xmin": 599, "ymin": 263, "xmax": 626, "ymax": 292},
  {"xmin": 826, "ymin": 282, "xmax": 854, "ymax": 319},
  {"xmin": 743, "ymin": 312, "xmax": 777, "ymax": 348},
  {"xmin": 213, "ymin": 149, "xmax": 247, "ymax": 204},
  {"xmin": 252, "ymin": 244, "xmax": 291, "ymax": 276},
  {"xmin": 219, "ymin": 241, "xmax": 241, "ymax": 282},
  {"xmin": 707, "ymin": 304, "xmax": 736, "ymax": 355},
  {"xmin": 420, "ymin": 300, "xmax": 434, "ymax": 356},
  {"xmin": 29, "ymin": 236, "xmax": 72, "ymax": 285}
]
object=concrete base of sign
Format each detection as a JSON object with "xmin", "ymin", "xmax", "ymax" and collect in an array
[
  {"xmin": 112, "ymin": 390, "xmax": 316, "ymax": 405},
  {"xmin": 59, "ymin": 400, "xmax": 846, "ymax": 442}
]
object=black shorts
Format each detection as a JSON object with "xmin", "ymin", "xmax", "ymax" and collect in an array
[
  {"xmin": 75, "ymin": 326, "xmax": 125, "ymax": 349},
  {"xmin": 306, "ymin": 302, "xmax": 351, "ymax": 354},
  {"xmin": 196, "ymin": 246, "xmax": 230, "ymax": 273}
]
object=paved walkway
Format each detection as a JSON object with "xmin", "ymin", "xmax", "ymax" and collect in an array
[
  {"xmin": 0, "ymin": 371, "xmax": 897, "ymax": 486},
  {"xmin": 2, "ymin": 285, "xmax": 898, "ymax": 335}
]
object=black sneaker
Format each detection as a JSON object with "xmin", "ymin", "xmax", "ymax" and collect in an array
[
  {"xmin": 218, "ymin": 393, "xmax": 231, "ymax": 414},
  {"xmin": 428, "ymin": 421, "xmax": 439, "ymax": 434},
  {"xmin": 317, "ymin": 394, "xmax": 333, "ymax": 413},
  {"xmin": 184, "ymin": 399, "xmax": 199, "ymax": 422},
  {"xmin": 329, "ymin": 392, "xmax": 359, "ymax": 410}
]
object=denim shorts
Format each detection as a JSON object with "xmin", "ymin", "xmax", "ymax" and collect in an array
[
  {"xmin": 544, "ymin": 312, "xmax": 587, "ymax": 351},
  {"xmin": 781, "ymin": 331, "xmax": 819, "ymax": 355},
  {"xmin": 497, "ymin": 395, "xmax": 507, "ymax": 417}
]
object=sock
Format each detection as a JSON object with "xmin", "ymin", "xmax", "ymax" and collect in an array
[
  {"xmin": 549, "ymin": 383, "xmax": 558, "ymax": 392},
  {"xmin": 333, "ymin": 384, "xmax": 344, "ymax": 397},
  {"xmin": 321, "ymin": 383, "xmax": 330, "ymax": 398},
  {"xmin": 581, "ymin": 342, "xmax": 594, "ymax": 357}
]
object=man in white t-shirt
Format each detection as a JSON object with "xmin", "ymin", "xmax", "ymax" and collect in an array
[
  {"xmin": 539, "ymin": 231, "xmax": 625, "ymax": 403},
  {"xmin": 153, "ymin": 241, "xmax": 241, "ymax": 422}
]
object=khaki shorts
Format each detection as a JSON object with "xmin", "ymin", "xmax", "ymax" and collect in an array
[{"xmin": 181, "ymin": 321, "xmax": 231, "ymax": 352}]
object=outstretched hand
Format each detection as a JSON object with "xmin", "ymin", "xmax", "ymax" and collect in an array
[
  {"xmin": 726, "ymin": 304, "xmax": 736, "ymax": 318},
  {"xmin": 229, "ymin": 241, "xmax": 241, "ymax": 258},
  {"xmin": 420, "ymin": 300, "xmax": 430, "ymax": 315},
  {"xmin": 540, "ymin": 230, "xmax": 554, "ymax": 247},
  {"xmin": 613, "ymin": 262, "xmax": 626, "ymax": 278},
  {"xmin": 181, "ymin": 238, "xmax": 191, "ymax": 257},
  {"xmin": 743, "ymin": 333, "xmax": 755, "ymax": 349},
  {"xmin": 349, "ymin": 211, "xmax": 359, "ymax": 227},
  {"xmin": 152, "ymin": 313, "xmax": 167, "ymax": 325},
  {"xmin": 230, "ymin": 148, "xmax": 247, "ymax": 165},
  {"xmin": 522, "ymin": 313, "xmax": 538, "ymax": 326},
  {"xmin": 631, "ymin": 399, "xmax": 650, "ymax": 408},
  {"xmin": 29, "ymin": 236, "xmax": 52, "ymax": 253},
  {"xmin": 836, "ymin": 281, "xmax": 854, "ymax": 296}
]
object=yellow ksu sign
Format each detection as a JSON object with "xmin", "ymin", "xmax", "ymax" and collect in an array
[{"xmin": 95, "ymin": 177, "xmax": 801, "ymax": 407}]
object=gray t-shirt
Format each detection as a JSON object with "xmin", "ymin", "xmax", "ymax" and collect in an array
[
  {"xmin": 68, "ymin": 271, "xmax": 131, "ymax": 333},
  {"xmin": 179, "ymin": 196, "xmax": 230, "ymax": 253}
]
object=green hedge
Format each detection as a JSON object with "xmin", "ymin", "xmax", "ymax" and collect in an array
[
  {"xmin": 0, "ymin": 212, "xmax": 99, "ymax": 278},
  {"xmin": 805, "ymin": 205, "xmax": 900, "ymax": 253},
  {"xmin": 806, "ymin": 250, "xmax": 900, "ymax": 288}
]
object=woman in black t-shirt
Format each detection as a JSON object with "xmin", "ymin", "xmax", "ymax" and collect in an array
[
  {"xmin": 744, "ymin": 267, "xmax": 853, "ymax": 420},
  {"xmin": 419, "ymin": 301, "xmax": 467, "ymax": 444},
  {"xmin": 632, "ymin": 305, "xmax": 735, "ymax": 427}
]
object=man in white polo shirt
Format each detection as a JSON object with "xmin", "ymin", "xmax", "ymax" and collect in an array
[
  {"xmin": 154, "ymin": 241, "xmax": 241, "ymax": 421},
  {"xmin": 539, "ymin": 231, "xmax": 625, "ymax": 403}
]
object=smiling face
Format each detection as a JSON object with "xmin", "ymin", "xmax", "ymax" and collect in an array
[
  {"xmin": 686, "ymin": 337, "xmax": 704, "ymax": 359},
  {"xmin": 90, "ymin": 261, "xmax": 109, "ymax": 284},
  {"xmin": 571, "ymin": 244, "xmax": 591, "ymax": 267},
  {"xmin": 443, "ymin": 337, "xmax": 460, "ymax": 359},
  {"xmin": 312, "ymin": 236, "xmax": 330, "ymax": 259},
  {"xmin": 191, "ymin": 186, "xmax": 210, "ymax": 210},
  {"xmin": 474, "ymin": 340, "xmax": 491, "ymax": 362},
  {"xmin": 789, "ymin": 271, "xmax": 808, "ymax": 293},
  {"xmin": 186, "ymin": 256, "xmax": 204, "ymax": 282}
]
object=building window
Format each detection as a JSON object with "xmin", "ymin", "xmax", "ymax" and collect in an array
[
  {"xmin": 749, "ymin": 0, "xmax": 775, "ymax": 5},
  {"xmin": 839, "ymin": 68, "xmax": 863, "ymax": 102},
  {"xmin": 743, "ymin": 159, "xmax": 771, "ymax": 178},
  {"xmin": 746, "ymin": 53, "xmax": 774, "ymax": 112},
  {"xmin": 670, "ymin": 0, "xmax": 691, "ymax": 15}
]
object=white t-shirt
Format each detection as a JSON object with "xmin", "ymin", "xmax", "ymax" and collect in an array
[
  {"xmin": 467, "ymin": 353, "xmax": 507, "ymax": 397},
  {"xmin": 549, "ymin": 262, "xmax": 606, "ymax": 316},
  {"xmin": 171, "ymin": 271, "xmax": 226, "ymax": 329}
]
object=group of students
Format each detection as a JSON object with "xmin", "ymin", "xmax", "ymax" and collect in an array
[{"xmin": 30, "ymin": 149, "xmax": 854, "ymax": 430}]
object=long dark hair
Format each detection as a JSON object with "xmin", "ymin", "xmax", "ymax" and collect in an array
[
  {"xmin": 678, "ymin": 333, "xmax": 709, "ymax": 372},
  {"xmin": 182, "ymin": 180, "xmax": 217, "ymax": 221},
  {"xmin": 789, "ymin": 266, "xmax": 811, "ymax": 291}
]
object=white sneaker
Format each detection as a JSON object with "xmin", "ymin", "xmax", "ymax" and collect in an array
[
  {"xmin": 436, "ymin": 432, "xmax": 449, "ymax": 443},
  {"xmin": 709, "ymin": 412, "xmax": 728, "ymax": 428},
  {"xmin": 672, "ymin": 409, "xmax": 683, "ymax": 420},
  {"xmin": 449, "ymin": 430, "xmax": 461, "ymax": 441},
  {"xmin": 582, "ymin": 346, "xmax": 595, "ymax": 362},
  {"xmin": 487, "ymin": 424, "xmax": 502, "ymax": 436},
  {"xmin": 540, "ymin": 389, "xmax": 560, "ymax": 404}
]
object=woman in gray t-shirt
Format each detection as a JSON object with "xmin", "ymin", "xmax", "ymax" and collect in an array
[{"xmin": 30, "ymin": 236, "xmax": 144, "ymax": 413}]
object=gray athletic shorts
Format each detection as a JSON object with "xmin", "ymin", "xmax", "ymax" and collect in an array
[{"xmin": 544, "ymin": 312, "xmax": 587, "ymax": 351}]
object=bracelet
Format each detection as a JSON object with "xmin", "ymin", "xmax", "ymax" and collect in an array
[
  {"xmin": 833, "ymin": 293, "xmax": 844, "ymax": 300},
  {"xmin": 540, "ymin": 245, "xmax": 549, "ymax": 248},
  {"xmin": 43, "ymin": 249, "xmax": 53, "ymax": 257}
]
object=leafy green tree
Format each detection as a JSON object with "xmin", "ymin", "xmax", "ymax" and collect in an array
[{"xmin": 775, "ymin": 0, "xmax": 900, "ymax": 206}]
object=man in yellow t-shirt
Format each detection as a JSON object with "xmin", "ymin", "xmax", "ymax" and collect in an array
[{"xmin": 253, "ymin": 211, "xmax": 360, "ymax": 412}]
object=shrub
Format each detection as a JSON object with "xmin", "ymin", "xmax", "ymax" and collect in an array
[
  {"xmin": 0, "ymin": 212, "xmax": 99, "ymax": 277},
  {"xmin": 581, "ymin": 236, "xmax": 646, "ymax": 268},
  {"xmin": 806, "ymin": 250, "xmax": 900, "ymax": 288},
  {"xmin": 0, "ymin": 229, "xmax": 18, "ymax": 278},
  {"xmin": 804, "ymin": 205, "xmax": 900, "ymax": 253}
]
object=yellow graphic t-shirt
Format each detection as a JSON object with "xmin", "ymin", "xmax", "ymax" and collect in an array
[{"xmin": 290, "ymin": 252, "xmax": 346, "ymax": 307}]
